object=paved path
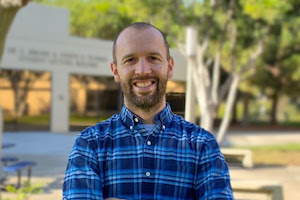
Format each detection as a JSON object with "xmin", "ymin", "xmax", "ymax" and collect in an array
[
  {"xmin": 1, "ymin": 130, "xmax": 300, "ymax": 199},
  {"xmin": 230, "ymin": 166, "xmax": 300, "ymax": 200}
]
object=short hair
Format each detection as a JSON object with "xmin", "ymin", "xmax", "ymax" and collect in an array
[{"xmin": 112, "ymin": 22, "xmax": 170, "ymax": 64}]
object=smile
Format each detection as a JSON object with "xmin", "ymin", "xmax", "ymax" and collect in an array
[{"xmin": 135, "ymin": 81, "xmax": 154, "ymax": 88}]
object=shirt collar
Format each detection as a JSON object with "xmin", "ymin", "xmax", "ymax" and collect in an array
[{"xmin": 120, "ymin": 103, "xmax": 174, "ymax": 130}]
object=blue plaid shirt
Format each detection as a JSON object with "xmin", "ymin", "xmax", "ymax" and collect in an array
[{"xmin": 63, "ymin": 104, "xmax": 233, "ymax": 200}]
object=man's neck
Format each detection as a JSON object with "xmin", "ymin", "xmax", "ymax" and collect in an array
[{"xmin": 124, "ymin": 101, "xmax": 166, "ymax": 124}]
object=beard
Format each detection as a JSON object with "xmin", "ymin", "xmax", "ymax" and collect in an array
[{"xmin": 120, "ymin": 74, "xmax": 168, "ymax": 111}]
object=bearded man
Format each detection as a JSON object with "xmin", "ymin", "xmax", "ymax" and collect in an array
[{"xmin": 63, "ymin": 22, "xmax": 233, "ymax": 200}]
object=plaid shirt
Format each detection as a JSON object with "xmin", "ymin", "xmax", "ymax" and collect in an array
[{"xmin": 63, "ymin": 104, "xmax": 233, "ymax": 200}]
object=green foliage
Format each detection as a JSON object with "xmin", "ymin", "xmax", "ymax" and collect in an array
[
  {"xmin": 241, "ymin": 0, "xmax": 291, "ymax": 24},
  {"xmin": 4, "ymin": 181, "xmax": 44, "ymax": 200},
  {"xmin": 242, "ymin": 0, "xmax": 300, "ymax": 103}
]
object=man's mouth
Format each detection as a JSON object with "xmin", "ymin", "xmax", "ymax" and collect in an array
[
  {"xmin": 135, "ymin": 81, "xmax": 154, "ymax": 88},
  {"xmin": 131, "ymin": 77, "xmax": 157, "ymax": 94}
]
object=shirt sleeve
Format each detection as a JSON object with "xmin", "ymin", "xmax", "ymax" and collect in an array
[
  {"xmin": 194, "ymin": 134, "xmax": 234, "ymax": 200},
  {"xmin": 63, "ymin": 135, "xmax": 103, "ymax": 200}
]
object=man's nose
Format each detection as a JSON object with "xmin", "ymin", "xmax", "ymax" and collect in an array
[{"xmin": 135, "ymin": 58, "xmax": 151, "ymax": 75}]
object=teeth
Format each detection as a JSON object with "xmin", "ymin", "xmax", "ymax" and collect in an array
[{"xmin": 136, "ymin": 81, "xmax": 152, "ymax": 88}]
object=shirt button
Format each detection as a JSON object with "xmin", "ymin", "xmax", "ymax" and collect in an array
[
  {"xmin": 134, "ymin": 118, "xmax": 139, "ymax": 123},
  {"xmin": 129, "ymin": 126, "xmax": 133, "ymax": 130},
  {"xmin": 146, "ymin": 172, "xmax": 151, "ymax": 177},
  {"xmin": 162, "ymin": 125, "xmax": 166, "ymax": 130},
  {"xmin": 147, "ymin": 141, "xmax": 151, "ymax": 146}
]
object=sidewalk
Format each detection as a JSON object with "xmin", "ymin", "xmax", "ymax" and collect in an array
[
  {"xmin": 1, "ymin": 131, "xmax": 77, "ymax": 199},
  {"xmin": 1, "ymin": 130, "xmax": 300, "ymax": 199}
]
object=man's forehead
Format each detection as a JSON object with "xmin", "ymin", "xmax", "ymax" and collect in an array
[{"xmin": 116, "ymin": 26, "xmax": 163, "ymax": 46}]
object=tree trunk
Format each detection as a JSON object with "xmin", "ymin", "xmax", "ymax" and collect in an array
[
  {"xmin": 231, "ymin": 93, "xmax": 239, "ymax": 124},
  {"xmin": 242, "ymin": 93, "xmax": 250, "ymax": 126},
  {"xmin": 217, "ymin": 74, "xmax": 240, "ymax": 144},
  {"xmin": 0, "ymin": 4, "xmax": 20, "ymax": 61},
  {"xmin": 193, "ymin": 58, "xmax": 215, "ymax": 132},
  {"xmin": 200, "ymin": 106, "xmax": 215, "ymax": 132},
  {"xmin": 0, "ymin": 106, "xmax": 3, "ymax": 179},
  {"xmin": 270, "ymin": 93, "xmax": 279, "ymax": 125}
]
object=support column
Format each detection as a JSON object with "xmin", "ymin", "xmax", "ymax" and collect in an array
[{"xmin": 50, "ymin": 71, "xmax": 69, "ymax": 133}]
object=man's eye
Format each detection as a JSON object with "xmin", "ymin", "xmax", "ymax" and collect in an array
[
  {"xmin": 125, "ymin": 58, "xmax": 135, "ymax": 63},
  {"xmin": 149, "ymin": 56, "xmax": 158, "ymax": 61}
]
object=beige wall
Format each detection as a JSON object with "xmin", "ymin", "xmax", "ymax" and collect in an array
[
  {"xmin": 0, "ymin": 90, "xmax": 14, "ymax": 114},
  {"xmin": 0, "ymin": 72, "xmax": 51, "ymax": 116}
]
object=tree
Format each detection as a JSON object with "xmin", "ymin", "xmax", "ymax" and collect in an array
[
  {"xmin": 179, "ymin": 0, "xmax": 270, "ymax": 143},
  {"xmin": 249, "ymin": 0, "xmax": 300, "ymax": 124}
]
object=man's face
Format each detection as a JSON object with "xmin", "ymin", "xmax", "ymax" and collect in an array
[{"xmin": 111, "ymin": 27, "xmax": 174, "ymax": 110}]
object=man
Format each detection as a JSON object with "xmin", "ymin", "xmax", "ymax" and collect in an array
[{"xmin": 63, "ymin": 22, "xmax": 233, "ymax": 200}]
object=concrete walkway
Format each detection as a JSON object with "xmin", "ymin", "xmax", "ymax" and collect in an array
[{"xmin": 1, "ymin": 130, "xmax": 300, "ymax": 200}]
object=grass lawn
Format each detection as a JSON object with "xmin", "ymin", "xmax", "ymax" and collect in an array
[
  {"xmin": 4, "ymin": 114, "xmax": 50, "ymax": 125},
  {"xmin": 4, "ymin": 114, "xmax": 110, "ymax": 125},
  {"xmin": 233, "ymin": 143, "xmax": 300, "ymax": 166}
]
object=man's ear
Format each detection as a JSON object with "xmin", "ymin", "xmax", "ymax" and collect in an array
[
  {"xmin": 167, "ymin": 57, "xmax": 174, "ymax": 78},
  {"xmin": 111, "ymin": 62, "xmax": 120, "ymax": 82}
]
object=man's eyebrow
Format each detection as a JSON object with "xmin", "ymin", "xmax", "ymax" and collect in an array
[
  {"xmin": 148, "ymin": 52, "xmax": 163, "ymax": 57},
  {"xmin": 121, "ymin": 52, "xmax": 162, "ymax": 61}
]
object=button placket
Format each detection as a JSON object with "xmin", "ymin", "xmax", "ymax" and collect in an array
[
  {"xmin": 143, "ymin": 134, "xmax": 155, "ymax": 181},
  {"xmin": 141, "ymin": 127, "xmax": 158, "ymax": 196}
]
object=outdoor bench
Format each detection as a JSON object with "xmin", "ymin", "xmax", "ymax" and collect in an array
[
  {"xmin": 1, "ymin": 156, "xmax": 19, "ymax": 166},
  {"xmin": 231, "ymin": 180, "xmax": 283, "ymax": 200},
  {"xmin": 3, "ymin": 161, "xmax": 36, "ymax": 188},
  {"xmin": 221, "ymin": 148, "xmax": 253, "ymax": 168}
]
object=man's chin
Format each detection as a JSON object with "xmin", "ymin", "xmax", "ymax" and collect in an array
[
  {"xmin": 133, "ymin": 90, "xmax": 154, "ymax": 97},
  {"xmin": 127, "ymin": 95, "xmax": 157, "ymax": 109}
]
